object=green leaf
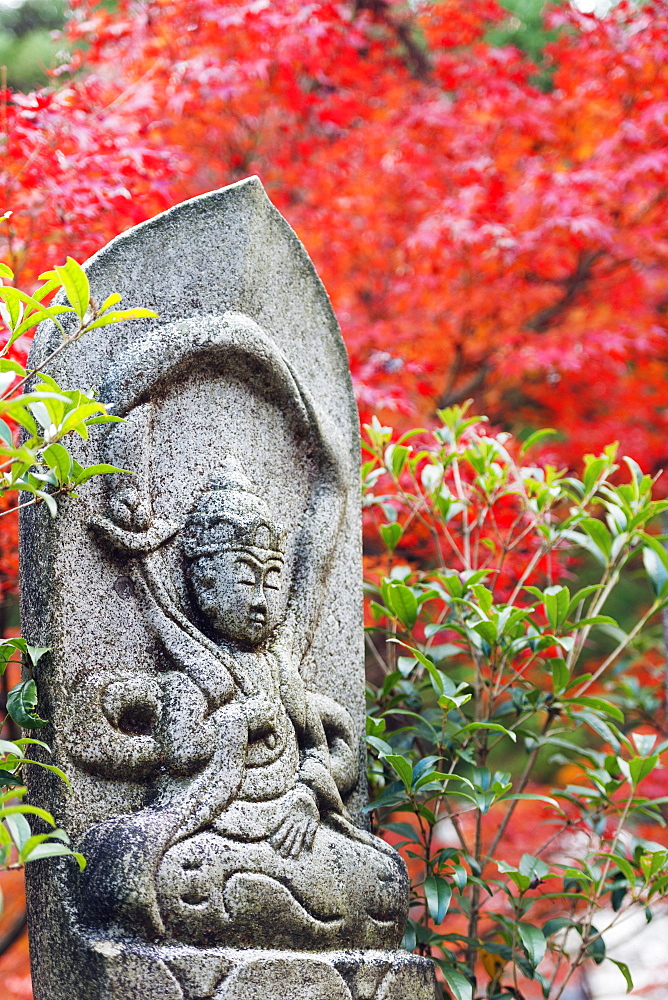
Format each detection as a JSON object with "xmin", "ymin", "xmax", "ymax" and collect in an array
[
  {"xmin": 502, "ymin": 793, "xmax": 561, "ymax": 810},
  {"xmin": 517, "ymin": 921, "xmax": 546, "ymax": 969},
  {"xmin": 35, "ymin": 490, "xmax": 58, "ymax": 518},
  {"xmin": 72, "ymin": 463, "xmax": 131, "ymax": 486},
  {"xmin": 520, "ymin": 428, "xmax": 557, "ymax": 456},
  {"xmin": 84, "ymin": 307, "xmax": 158, "ymax": 332},
  {"xmin": 23, "ymin": 841, "xmax": 86, "ymax": 870},
  {"xmin": 454, "ymin": 722, "xmax": 517, "ymax": 742},
  {"xmin": 6, "ymin": 679, "xmax": 48, "ymax": 728},
  {"xmin": 519, "ymin": 853, "xmax": 550, "ymax": 882},
  {"xmin": 25, "ymin": 645, "xmax": 49, "ymax": 667},
  {"xmin": 643, "ymin": 545, "xmax": 668, "ymax": 598},
  {"xmin": 572, "ymin": 696, "xmax": 624, "ymax": 723},
  {"xmin": 43, "ymin": 443, "xmax": 72, "ymax": 484},
  {"xmin": 0, "ymin": 769, "xmax": 24, "ymax": 787},
  {"xmin": 566, "ymin": 584, "xmax": 603, "ymax": 617},
  {"xmin": 0, "ymin": 287, "xmax": 72, "ymax": 336},
  {"xmin": 583, "ymin": 456, "xmax": 608, "ymax": 494},
  {"xmin": 84, "ymin": 414, "xmax": 125, "ymax": 426},
  {"xmin": 383, "ymin": 754, "xmax": 413, "ymax": 791},
  {"xmin": 12, "ymin": 306, "xmax": 74, "ymax": 340},
  {"xmin": 0, "ymin": 804, "xmax": 55, "ymax": 825},
  {"xmin": 543, "ymin": 585, "xmax": 570, "ymax": 631},
  {"xmin": 629, "ymin": 754, "xmax": 659, "ymax": 787},
  {"xmin": 55, "ymin": 257, "xmax": 90, "ymax": 320},
  {"xmin": 0, "ymin": 418, "xmax": 12, "ymax": 445},
  {"xmin": 423, "ymin": 875, "xmax": 452, "ymax": 923},
  {"xmin": 549, "ymin": 658, "xmax": 570, "ymax": 694},
  {"xmin": 609, "ymin": 958, "xmax": 633, "ymax": 993},
  {"xmin": 442, "ymin": 967, "xmax": 473, "ymax": 1000},
  {"xmin": 580, "ymin": 517, "xmax": 613, "ymax": 559},
  {"xmin": 586, "ymin": 929, "xmax": 606, "ymax": 964},
  {"xmin": 366, "ymin": 716, "xmax": 386, "ymax": 738},
  {"xmin": 0, "ymin": 358, "xmax": 24, "ymax": 376},
  {"xmin": 577, "ymin": 711, "xmax": 621, "ymax": 751},
  {"xmin": 98, "ymin": 292, "xmax": 122, "ymax": 313},
  {"xmin": 450, "ymin": 864, "xmax": 467, "ymax": 890},
  {"xmin": 0, "ymin": 262, "xmax": 14, "ymax": 279},
  {"xmin": 386, "ymin": 583, "xmax": 418, "ymax": 630},
  {"xmin": 366, "ymin": 735, "xmax": 394, "ymax": 756},
  {"xmin": 569, "ymin": 614, "xmax": 618, "ymax": 631},
  {"xmin": 390, "ymin": 444, "xmax": 410, "ymax": 477},
  {"xmin": 380, "ymin": 522, "xmax": 403, "ymax": 551},
  {"xmin": 5, "ymin": 812, "xmax": 32, "ymax": 849}
]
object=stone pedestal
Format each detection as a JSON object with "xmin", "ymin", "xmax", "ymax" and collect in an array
[
  {"xmin": 61, "ymin": 941, "xmax": 435, "ymax": 1000},
  {"xmin": 21, "ymin": 177, "xmax": 436, "ymax": 999}
]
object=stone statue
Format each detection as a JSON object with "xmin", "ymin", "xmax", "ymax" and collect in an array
[{"xmin": 21, "ymin": 179, "xmax": 436, "ymax": 1000}]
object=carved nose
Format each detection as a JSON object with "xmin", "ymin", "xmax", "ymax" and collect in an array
[{"xmin": 250, "ymin": 587, "xmax": 267, "ymax": 613}]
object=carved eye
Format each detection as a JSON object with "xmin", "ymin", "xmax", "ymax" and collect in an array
[
  {"xmin": 234, "ymin": 560, "xmax": 256, "ymax": 586},
  {"xmin": 265, "ymin": 569, "xmax": 281, "ymax": 591}
]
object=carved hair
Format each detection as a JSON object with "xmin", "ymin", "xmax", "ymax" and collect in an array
[{"xmin": 183, "ymin": 457, "xmax": 287, "ymax": 560}]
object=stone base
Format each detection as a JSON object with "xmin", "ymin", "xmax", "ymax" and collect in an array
[{"xmin": 85, "ymin": 941, "xmax": 437, "ymax": 1000}]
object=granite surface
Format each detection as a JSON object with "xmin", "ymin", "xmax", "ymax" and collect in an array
[{"xmin": 20, "ymin": 177, "xmax": 436, "ymax": 999}]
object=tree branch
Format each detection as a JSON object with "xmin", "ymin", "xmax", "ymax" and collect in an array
[
  {"xmin": 354, "ymin": 0, "xmax": 431, "ymax": 81},
  {"xmin": 524, "ymin": 250, "xmax": 604, "ymax": 333}
]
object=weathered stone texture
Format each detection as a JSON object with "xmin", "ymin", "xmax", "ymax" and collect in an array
[{"xmin": 21, "ymin": 177, "xmax": 436, "ymax": 999}]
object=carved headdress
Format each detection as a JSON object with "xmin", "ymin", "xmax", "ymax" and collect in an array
[{"xmin": 183, "ymin": 457, "xmax": 287, "ymax": 560}]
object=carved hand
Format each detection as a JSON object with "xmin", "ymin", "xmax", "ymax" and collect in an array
[
  {"xmin": 299, "ymin": 752, "xmax": 350, "ymax": 819},
  {"xmin": 269, "ymin": 791, "xmax": 319, "ymax": 859},
  {"xmin": 241, "ymin": 689, "xmax": 279, "ymax": 738}
]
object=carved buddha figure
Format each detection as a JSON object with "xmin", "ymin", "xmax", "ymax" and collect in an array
[
  {"xmin": 76, "ymin": 459, "xmax": 408, "ymax": 952},
  {"xmin": 153, "ymin": 465, "xmax": 408, "ymax": 949}
]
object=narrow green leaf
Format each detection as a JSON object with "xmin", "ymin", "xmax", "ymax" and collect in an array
[
  {"xmin": 423, "ymin": 875, "xmax": 452, "ymax": 923},
  {"xmin": 84, "ymin": 308, "xmax": 158, "ymax": 331},
  {"xmin": 543, "ymin": 585, "xmax": 570, "ymax": 631},
  {"xmin": 609, "ymin": 958, "xmax": 633, "ymax": 993},
  {"xmin": 73, "ymin": 463, "xmax": 132, "ymax": 485},
  {"xmin": 572, "ymin": 696, "xmax": 624, "ymax": 723},
  {"xmin": 55, "ymin": 257, "xmax": 90, "ymax": 320},
  {"xmin": 383, "ymin": 754, "xmax": 413, "ymax": 791},
  {"xmin": 580, "ymin": 517, "xmax": 613, "ymax": 558},
  {"xmin": 520, "ymin": 428, "xmax": 557, "ymax": 456},
  {"xmin": 643, "ymin": 546, "xmax": 668, "ymax": 598},
  {"xmin": 549, "ymin": 658, "xmax": 570, "ymax": 694},
  {"xmin": 23, "ymin": 842, "xmax": 86, "ymax": 870},
  {"xmin": 454, "ymin": 722, "xmax": 517, "ymax": 742},
  {"xmin": 98, "ymin": 292, "xmax": 122, "ymax": 313}
]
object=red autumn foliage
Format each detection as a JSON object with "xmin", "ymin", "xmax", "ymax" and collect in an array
[
  {"xmin": 0, "ymin": 0, "xmax": 665, "ymax": 470},
  {"xmin": 51, "ymin": 0, "xmax": 668, "ymax": 476}
]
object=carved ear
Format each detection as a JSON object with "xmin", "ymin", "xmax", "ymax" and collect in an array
[{"xmin": 103, "ymin": 402, "xmax": 155, "ymax": 531}]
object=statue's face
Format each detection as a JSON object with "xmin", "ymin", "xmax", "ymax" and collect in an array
[{"xmin": 189, "ymin": 548, "xmax": 283, "ymax": 647}]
